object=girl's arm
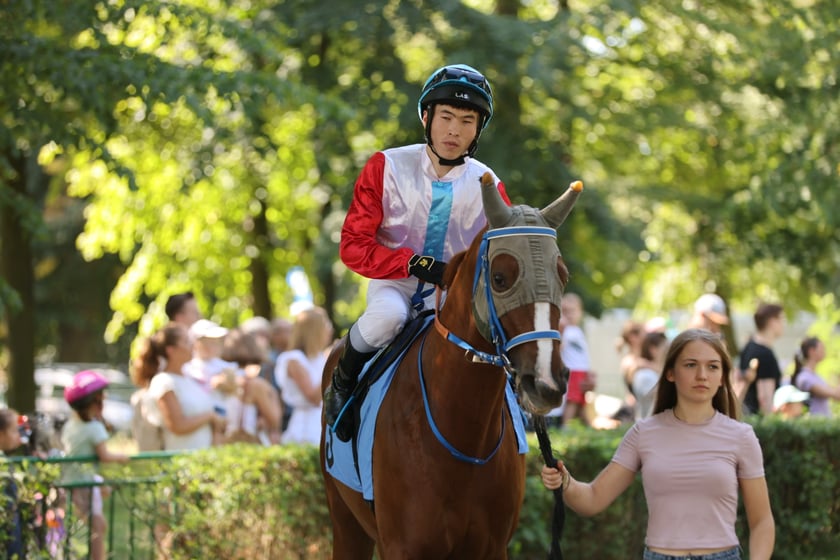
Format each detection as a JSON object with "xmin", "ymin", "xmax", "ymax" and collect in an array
[
  {"xmin": 158, "ymin": 392, "xmax": 224, "ymax": 435},
  {"xmin": 287, "ymin": 359, "xmax": 322, "ymax": 405},
  {"xmin": 93, "ymin": 441, "xmax": 129, "ymax": 464},
  {"xmin": 541, "ymin": 461, "xmax": 635, "ymax": 517},
  {"xmin": 808, "ymin": 382, "xmax": 840, "ymax": 400},
  {"xmin": 740, "ymin": 476, "xmax": 775, "ymax": 560}
]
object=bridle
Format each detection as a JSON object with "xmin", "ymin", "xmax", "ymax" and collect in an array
[
  {"xmin": 420, "ymin": 224, "xmax": 563, "ymax": 465},
  {"xmin": 433, "ymin": 225, "xmax": 563, "ymax": 375}
]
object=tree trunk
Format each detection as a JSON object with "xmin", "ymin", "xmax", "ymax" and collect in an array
[
  {"xmin": 1, "ymin": 154, "xmax": 38, "ymax": 412},
  {"xmin": 250, "ymin": 197, "xmax": 272, "ymax": 319}
]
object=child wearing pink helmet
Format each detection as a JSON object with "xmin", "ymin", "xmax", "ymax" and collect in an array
[{"xmin": 60, "ymin": 370, "xmax": 129, "ymax": 560}]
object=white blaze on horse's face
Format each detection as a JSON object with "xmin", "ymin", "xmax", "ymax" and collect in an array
[{"xmin": 533, "ymin": 302, "xmax": 556, "ymax": 387}]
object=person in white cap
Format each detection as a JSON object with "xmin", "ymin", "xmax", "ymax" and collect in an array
[
  {"xmin": 184, "ymin": 319, "xmax": 241, "ymax": 434},
  {"xmin": 688, "ymin": 293, "xmax": 729, "ymax": 335},
  {"xmin": 184, "ymin": 319, "xmax": 237, "ymax": 385},
  {"xmin": 773, "ymin": 384, "xmax": 809, "ymax": 420}
]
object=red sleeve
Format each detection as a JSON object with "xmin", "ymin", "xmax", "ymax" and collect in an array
[
  {"xmin": 339, "ymin": 152, "xmax": 414, "ymax": 279},
  {"xmin": 497, "ymin": 181, "xmax": 511, "ymax": 206}
]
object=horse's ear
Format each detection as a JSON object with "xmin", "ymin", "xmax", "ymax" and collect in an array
[
  {"xmin": 541, "ymin": 180, "xmax": 583, "ymax": 229},
  {"xmin": 480, "ymin": 172, "xmax": 512, "ymax": 228}
]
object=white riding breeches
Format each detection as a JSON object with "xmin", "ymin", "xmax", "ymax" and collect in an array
[{"xmin": 356, "ymin": 278, "xmax": 436, "ymax": 348}]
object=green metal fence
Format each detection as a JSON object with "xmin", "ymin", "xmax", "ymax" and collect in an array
[{"xmin": 3, "ymin": 451, "xmax": 182, "ymax": 560}]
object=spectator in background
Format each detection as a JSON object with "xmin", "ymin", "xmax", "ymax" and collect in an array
[
  {"xmin": 740, "ymin": 303, "xmax": 785, "ymax": 416},
  {"xmin": 269, "ymin": 317, "xmax": 292, "ymax": 362},
  {"xmin": 616, "ymin": 320, "xmax": 648, "ymax": 420},
  {"xmin": 792, "ymin": 336, "xmax": 840, "ymax": 418},
  {"xmin": 269, "ymin": 316, "xmax": 294, "ymax": 430},
  {"xmin": 631, "ymin": 331, "xmax": 669, "ymax": 420},
  {"xmin": 184, "ymin": 319, "xmax": 238, "ymax": 385},
  {"xmin": 184, "ymin": 319, "xmax": 241, "ymax": 422},
  {"xmin": 132, "ymin": 323, "xmax": 226, "ymax": 450},
  {"xmin": 239, "ymin": 316, "xmax": 277, "ymax": 387},
  {"xmin": 735, "ymin": 358, "xmax": 759, "ymax": 405},
  {"xmin": 165, "ymin": 291, "xmax": 201, "ymax": 329},
  {"xmin": 0, "ymin": 407, "xmax": 24, "ymax": 559},
  {"xmin": 129, "ymin": 365, "xmax": 165, "ymax": 452},
  {"xmin": 221, "ymin": 328, "xmax": 284, "ymax": 444},
  {"xmin": 773, "ymin": 385, "xmax": 809, "ymax": 420},
  {"xmin": 275, "ymin": 307, "xmax": 334, "ymax": 445},
  {"xmin": 61, "ymin": 371, "xmax": 130, "ymax": 560},
  {"xmin": 559, "ymin": 293, "xmax": 594, "ymax": 428},
  {"xmin": 241, "ymin": 316, "xmax": 272, "ymax": 353},
  {"xmin": 688, "ymin": 293, "xmax": 730, "ymax": 335}
]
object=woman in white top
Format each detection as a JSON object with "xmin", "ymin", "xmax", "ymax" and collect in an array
[
  {"xmin": 131, "ymin": 323, "xmax": 226, "ymax": 450},
  {"xmin": 275, "ymin": 306, "xmax": 334, "ymax": 445}
]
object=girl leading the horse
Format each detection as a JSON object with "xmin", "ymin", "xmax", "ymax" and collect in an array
[{"xmin": 323, "ymin": 63, "xmax": 510, "ymax": 442}]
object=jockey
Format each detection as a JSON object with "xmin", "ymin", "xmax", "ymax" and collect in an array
[{"xmin": 324, "ymin": 63, "xmax": 511, "ymax": 441}]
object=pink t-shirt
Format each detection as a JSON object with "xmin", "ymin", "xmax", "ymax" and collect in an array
[{"xmin": 612, "ymin": 409, "xmax": 765, "ymax": 550}]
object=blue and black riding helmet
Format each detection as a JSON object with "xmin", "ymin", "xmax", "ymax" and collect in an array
[{"xmin": 418, "ymin": 64, "xmax": 494, "ymax": 165}]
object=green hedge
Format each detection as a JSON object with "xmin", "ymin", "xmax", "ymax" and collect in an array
[{"xmin": 4, "ymin": 417, "xmax": 839, "ymax": 559}]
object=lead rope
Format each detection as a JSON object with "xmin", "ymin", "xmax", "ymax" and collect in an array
[{"xmin": 532, "ymin": 414, "xmax": 564, "ymax": 560}]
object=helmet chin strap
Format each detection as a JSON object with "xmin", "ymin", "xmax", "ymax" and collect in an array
[{"xmin": 428, "ymin": 143, "xmax": 466, "ymax": 166}]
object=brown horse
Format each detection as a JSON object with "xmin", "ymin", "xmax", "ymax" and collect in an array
[{"xmin": 320, "ymin": 173, "xmax": 582, "ymax": 559}]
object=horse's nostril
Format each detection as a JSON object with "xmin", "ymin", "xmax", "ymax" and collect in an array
[{"xmin": 535, "ymin": 379, "xmax": 563, "ymax": 398}]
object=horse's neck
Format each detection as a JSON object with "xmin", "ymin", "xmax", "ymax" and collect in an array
[
  {"xmin": 423, "ymin": 290, "xmax": 509, "ymax": 445},
  {"xmin": 421, "ymin": 331, "xmax": 509, "ymax": 449}
]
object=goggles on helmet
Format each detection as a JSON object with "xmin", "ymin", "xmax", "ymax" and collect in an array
[{"xmin": 423, "ymin": 66, "xmax": 492, "ymax": 98}]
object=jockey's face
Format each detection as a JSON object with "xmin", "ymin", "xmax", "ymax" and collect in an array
[{"xmin": 424, "ymin": 104, "xmax": 480, "ymax": 162}]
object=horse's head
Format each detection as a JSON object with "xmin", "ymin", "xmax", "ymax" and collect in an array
[{"xmin": 470, "ymin": 172, "xmax": 582, "ymax": 415}]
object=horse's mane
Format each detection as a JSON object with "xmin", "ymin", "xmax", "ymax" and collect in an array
[{"xmin": 442, "ymin": 225, "xmax": 486, "ymax": 289}]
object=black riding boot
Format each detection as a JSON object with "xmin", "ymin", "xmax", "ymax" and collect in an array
[{"xmin": 324, "ymin": 341, "xmax": 376, "ymax": 442}]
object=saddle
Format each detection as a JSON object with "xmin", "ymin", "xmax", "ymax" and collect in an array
[
  {"xmin": 324, "ymin": 310, "xmax": 435, "ymax": 499},
  {"xmin": 345, "ymin": 309, "xmax": 434, "ymax": 439}
]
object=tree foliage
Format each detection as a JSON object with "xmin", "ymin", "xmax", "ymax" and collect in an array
[{"xmin": 1, "ymin": 0, "xmax": 838, "ymax": 409}]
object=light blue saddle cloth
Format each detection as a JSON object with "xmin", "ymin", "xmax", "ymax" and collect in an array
[{"xmin": 324, "ymin": 316, "xmax": 529, "ymax": 501}]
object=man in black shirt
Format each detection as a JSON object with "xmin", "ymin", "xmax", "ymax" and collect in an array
[{"xmin": 740, "ymin": 303, "xmax": 785, "ymax": 415}]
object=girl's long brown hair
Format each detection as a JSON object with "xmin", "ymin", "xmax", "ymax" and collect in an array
[
  {"xmin": 652, "ymin": 328, "xmax": 741, "ymax": 420},
  {"xmin": 131, "ymin": 322, "xmax": 186, "ymax": 388}
]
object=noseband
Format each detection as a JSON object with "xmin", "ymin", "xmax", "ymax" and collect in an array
[{"xmin": 434, "ymin": 225, "xmax": 563, "ymax": 375}]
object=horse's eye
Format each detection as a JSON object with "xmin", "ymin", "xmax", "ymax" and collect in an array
[{"xmin": 489, "ymin": 254, "xmax": 519, "ymax": 292}]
